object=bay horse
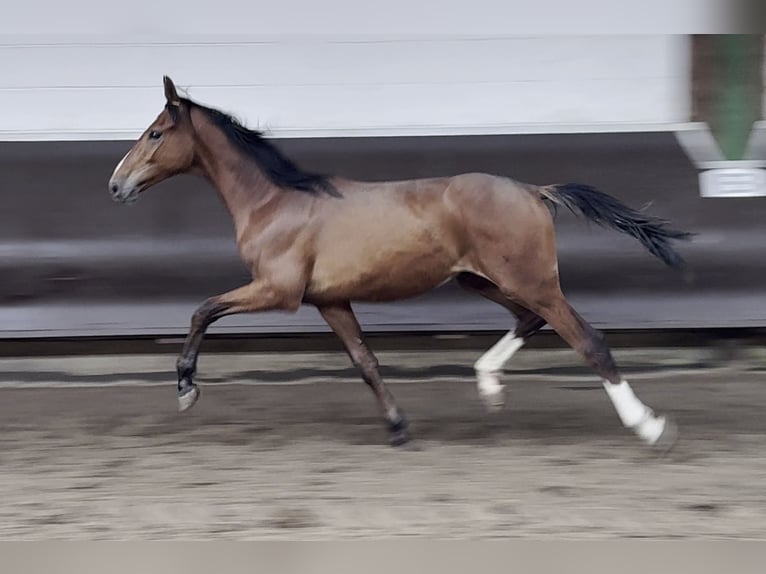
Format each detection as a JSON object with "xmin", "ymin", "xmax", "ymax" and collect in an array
[{"xmin": 109, "ymin": 77, "xmax": 691, "ymax": 449}]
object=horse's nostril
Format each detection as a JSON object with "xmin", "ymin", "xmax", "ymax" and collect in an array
[{"xmin": 110, "ymin": 183, "xmax": 119, "ymax": 194}]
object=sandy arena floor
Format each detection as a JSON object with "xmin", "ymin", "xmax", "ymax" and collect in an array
[{"xmin": 0, "ymin": 347, "xmax": 764, "ymax": 539}]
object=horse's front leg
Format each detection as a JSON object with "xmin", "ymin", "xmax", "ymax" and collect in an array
[
  {"xmin": 317, "ymin": 302, "xmax": 409, "ymax": 446},
  {"xmin": 176, "ymin": 280, "xmax": 299, "ymax": 411}
]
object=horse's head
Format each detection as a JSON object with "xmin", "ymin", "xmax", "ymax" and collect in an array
[{"xmin": 108, "ymin": 76, "xmax": 196, "ymax": 203}]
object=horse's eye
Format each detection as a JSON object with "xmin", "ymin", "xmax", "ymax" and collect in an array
[{"xmin": 149, "ymin": 130, "xmax": 162, "ymax": 140}]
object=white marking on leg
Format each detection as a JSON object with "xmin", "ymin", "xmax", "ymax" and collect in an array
[
  {"xmin": 474, "ymin": 330, "xmax": 524, "ymax": 409},
  {"xmin": 603, "ymin": 380, "xmax": 666, "ymax": 445}
]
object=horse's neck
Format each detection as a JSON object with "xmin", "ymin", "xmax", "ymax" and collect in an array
[{"xmin": 192, "ymin": 125, "xmax": 279, "ymax": 232}]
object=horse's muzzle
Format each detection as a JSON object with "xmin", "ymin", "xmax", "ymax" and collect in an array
[{"xmin": 109, "ymin": 180, "xmax": 140, "ymax": 204}]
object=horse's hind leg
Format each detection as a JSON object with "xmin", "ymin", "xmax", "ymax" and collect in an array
[
  {"xmin": 521, "ymin": 288, "xmax": 675, "ymax": 448},
  {"xmin": 317, "ymin": 302, "xmax": 409, "ymax": 446},
  {"xmin": 457, "ymin": 273, "xmax": 545, "ymax": 411}
]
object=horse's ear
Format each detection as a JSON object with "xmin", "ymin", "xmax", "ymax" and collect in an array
[{"xmin": 163, "ymin": 76, "xmax": 180, "ymax": 105}]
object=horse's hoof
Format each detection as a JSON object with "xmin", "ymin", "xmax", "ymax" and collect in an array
[
  {"xmin": 479, "ymin": 387, "xmax": 506, "ymax": 413},
  {"xmin": 651, "ymin": 416, "xmax": 678, "ymax": 453},
  {"xmin": 178, "ymin": 384, "xmax": 200, "ymax": 412},
  {"xmin": 388, "ymin": 419, "xmax": 411, "ymax": 447},
  {"xmin": 389, "ymin": 429, "xmax": 411, "ymax": 447}
]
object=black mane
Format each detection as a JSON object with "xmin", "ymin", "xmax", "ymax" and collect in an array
[{"xmin": 183, "ymin": 98, "xmax": 339, "ymax": 197}]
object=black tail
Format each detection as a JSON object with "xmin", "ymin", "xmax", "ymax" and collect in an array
[{"xmin": 540, "ymin": 183, "xmax": 693, "ymax": 269}]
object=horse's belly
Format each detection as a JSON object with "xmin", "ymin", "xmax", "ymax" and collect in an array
[
  {"xmin": 306, "ymin": 243, "xmax": 458, "ymax": 303},
  {"xmin": 304, "ymin": 198, "xmax": 465, "ymax": 303}
]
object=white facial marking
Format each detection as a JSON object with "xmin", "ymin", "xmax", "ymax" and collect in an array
[
  {"xmin": 474, "ymin": 331, "xmax": 524, "ymax": 400},
  {"xmin": 111, "ymin": 150, "xmax": 131, "ymax": 180},
  {"xmin": 603, "ymin": 380, "xmax": 665, "ymax": 444}
]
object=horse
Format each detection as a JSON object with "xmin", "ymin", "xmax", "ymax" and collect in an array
[{"xmin": 108, "ymin": 76, "xmax": 692, "ymax": 449}]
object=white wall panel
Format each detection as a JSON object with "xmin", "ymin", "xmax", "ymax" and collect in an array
[
  {"xmin": 0, "ymin": 0, "xmax": 732, "ymax": 35},
  {"xmin": 0, "ymin": 35, "xmax": 691, "ymax": 140}
]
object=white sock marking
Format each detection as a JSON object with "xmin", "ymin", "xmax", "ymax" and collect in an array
[
  {"xmin": 474, "ymin": 331, "xmax": 524, "ymax": 399},
  {"xmin": 603, "ymin": 380, "xmax": 665, "ymax": 444}
]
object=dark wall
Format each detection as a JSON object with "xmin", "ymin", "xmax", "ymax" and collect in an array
[{"xmin": 1, "ymin": 132, "xmax": 765, "ymax": 337}]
